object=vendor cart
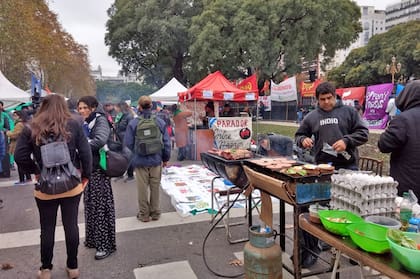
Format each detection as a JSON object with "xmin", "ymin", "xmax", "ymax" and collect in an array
[{"xmin": 243, "ymin": 160, "xmax": 333, "ymax": 279}]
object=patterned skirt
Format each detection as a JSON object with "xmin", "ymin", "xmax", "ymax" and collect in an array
[{"xmin": 84, "ymin": 170, "xmax": 116, "ymax": 252}]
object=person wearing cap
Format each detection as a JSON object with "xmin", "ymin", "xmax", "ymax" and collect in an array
[
  {"xmin": 124, "ymin": 96, "xmax": 171, "ymax": 222},
  {"xmin": 172, "ymin": 104, "xmax": 193, "ymax": 161}
]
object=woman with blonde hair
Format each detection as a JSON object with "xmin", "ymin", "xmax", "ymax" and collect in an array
[{"xmin": 15, "ymin": 94, "xmax": 92, "ymax": 279}]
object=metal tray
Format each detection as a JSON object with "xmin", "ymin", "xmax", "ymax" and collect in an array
[
  {"xmin": 243, "ymin": 159, "xmax": 332, "ymax": 184},
  {"xmin": 200, "ymin": 152, "xmax": 254, "ymax": 188}
]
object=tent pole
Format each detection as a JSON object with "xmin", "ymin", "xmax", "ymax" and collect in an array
[{"xmin": 194, "ymin": 98, "xmax": 197, "ymax": 160}]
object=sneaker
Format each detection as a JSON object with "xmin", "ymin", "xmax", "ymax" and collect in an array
[
  {"xmin": 151, "ymin": 215, "xmax": 160, "ymax": 221},
  {"xmin": 14, "ymin": 181, "xmax": 27, "ymax": 186},
  {"xmin": 94, "ymin": 249, "xmax": 115, "ymax": 260},
  {"xmin": 124, "ymin": 176, "xmax": 135, "ymax": 182},
  {"xmin": 37, "ymin": 269, "xmax": 52, "ymax": 279},
  {"xmin": 137, "ymin": 213, "xmax": 150, "ymax": 222},
  {"xmin": 66, "ymin": 267, "xmax": 80, "ymax": 279}
]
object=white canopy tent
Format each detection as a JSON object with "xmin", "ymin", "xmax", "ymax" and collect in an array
[
  {"xmin": 150, "ymin": 77, "xmax": 187, "ymax": 104},
  {"xmin": 0, "ymin": 71, "xmax": 31, "ymax": 108}
]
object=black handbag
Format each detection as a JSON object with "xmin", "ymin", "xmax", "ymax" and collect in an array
[{"xmin": 100, "ymin": 138, "xmax": 132, "ymax": 178}]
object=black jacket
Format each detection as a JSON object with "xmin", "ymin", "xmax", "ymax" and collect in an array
[
  {"xmin": 85, "ymin": 111, "xmax": 111, "ymax": 170},
  {"xmin": 14, "ymin": 118, "xmax": 92, "ymax": 180},
  {"xmin": 378, "ymin": 80, "xmax": 420, "ymax": 197},
  {"xmin": 295, "ymin": 100, "xmax": 369, "ymax": 168},
  {"xmin": 115, "ymin": 112, "xmax": 133, "ymax": 143}
]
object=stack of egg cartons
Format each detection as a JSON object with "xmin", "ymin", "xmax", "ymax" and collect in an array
[{"xmin": 330, "ymin": 170, "xmax": 398, "ymax": 217}]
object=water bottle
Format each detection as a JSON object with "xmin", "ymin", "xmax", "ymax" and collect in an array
[{"xmin": 400, "ymin": 192, "xmax": 413, "ymax": 231}]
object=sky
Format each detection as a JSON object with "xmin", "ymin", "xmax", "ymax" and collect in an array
[{"xmin": 48, "ymin": 0, "xmax": 400, "ymax": 77}]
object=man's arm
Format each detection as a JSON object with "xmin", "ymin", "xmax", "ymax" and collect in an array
[
  {"xmin": 295, "ymin": 118, "xmax": 313, "ymax": 149},
  {"xmin": 378, "ymin": 117, "xmax": 407, "ymax": 153},
  {"xmin": 342, "ymin": 111, "xmax": 369, "ymax": 148}
]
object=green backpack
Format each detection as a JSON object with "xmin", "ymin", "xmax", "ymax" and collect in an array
[{"xmin": 134, "ymin": 115, "xmax": 163, "ymax": 155}]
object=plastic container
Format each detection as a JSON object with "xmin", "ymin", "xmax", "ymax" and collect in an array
[
  {"xmin": 309, "ymin": 204, "xmax": 328, "ymax": 224},
  {"xmin": 365, "ymin": 215, "xmax": 401, "ymax": 229},
  {"xmin": 387, "ymin": 231, "xmax": 420, "ymax": 274},
  {"xmin": 346, "ymin": 222, "xmax": 389, "ymax": 254},
  {"xmin": 318, "ymin": 210, "xmax": 364, "ymax": 236},
  {"xmin": 400, "ymin": 192, "xmax": 414, "ymax": 231}
]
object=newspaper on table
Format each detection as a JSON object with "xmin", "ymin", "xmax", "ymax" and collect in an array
[{"xmin": 161, "ymin": 164, "xmax": 255, "ymax": 216}]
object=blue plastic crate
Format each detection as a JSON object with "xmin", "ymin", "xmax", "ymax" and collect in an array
[{"xmin": 295, "ymin": 182, "xmax": 331, "ymax": 204}]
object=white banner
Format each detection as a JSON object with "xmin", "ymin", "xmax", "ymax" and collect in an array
[
  {"xmin": 210, "ymin": 117, "xmax": 252, "ymax": 150},
  {"xmin": 270, "ymin": 76, "xmax": 297, "ymax": 102},
  {"xmin": 258, "ymin": 95, "xmax": 271, "ymax": 111}
]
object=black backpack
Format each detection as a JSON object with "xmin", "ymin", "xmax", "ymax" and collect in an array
[
  {"xmin": 36, "ymin": 136, "xmax": 81, "ymax": 195},
  {"xmin": 134, "ymin": 115, "xmax": 163, "ymax": 155}
]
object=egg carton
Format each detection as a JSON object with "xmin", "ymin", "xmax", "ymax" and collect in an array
[{"xmin": 330, "ymin": 197, "xmax": 396, "ymax": 217}]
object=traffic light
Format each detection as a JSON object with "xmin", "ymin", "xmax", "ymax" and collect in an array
[
  {"xmin": 309, "ymin": 70, "xmax": 317, "ymax": 82},
  {"xmin": 32, "ymin": 89, "xmax": 41, "ymax": 110}
]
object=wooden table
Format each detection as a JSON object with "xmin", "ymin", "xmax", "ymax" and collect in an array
[{"xmin": 299, "ymin": 213, "xmax": 420, "ymax": 279}]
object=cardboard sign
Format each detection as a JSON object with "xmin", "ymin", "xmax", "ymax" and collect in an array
[{"xmin": 211, "ymin": 117, "xmax": 252, "ymax": 149}]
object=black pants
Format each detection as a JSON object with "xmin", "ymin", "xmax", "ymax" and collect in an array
[
  {"xmin": 127, "ymin": 164, "xmax": 134, "ymax": 178},
  {"xmin": 35, "ymin": 194, "xmax": 81, "ymax": 270},
  {"xmin": 17, "ymin": 165, "xmax": 31, "ymax": 182}
]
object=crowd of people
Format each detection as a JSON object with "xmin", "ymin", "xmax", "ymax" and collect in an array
[{"xmin": 0, "ymin": 79, "xmax": 419, "ymax": 277}]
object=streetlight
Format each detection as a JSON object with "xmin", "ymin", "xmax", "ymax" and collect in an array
[{"xmin": 385, "ymin": 56, "xmax": 402, "ymax": 84}]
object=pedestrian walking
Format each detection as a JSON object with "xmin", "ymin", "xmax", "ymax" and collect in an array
[
  {"xmin": 172, "ymin": 104, "xmax": 192, "ymax": 161},
  {"xmin": 6, "ymin": 110, "xmax": 32, "ymax": 185},
  {"xmin": 124, "ymin": 96, "xmax": 171, "ymax": 222},
  {"xmin": 14, "ymin": 94, "xmax": 92, "ymax": 279},
  {"xmin": 77, "ymin": 96, "xmax": 116, "ymax": 260}
]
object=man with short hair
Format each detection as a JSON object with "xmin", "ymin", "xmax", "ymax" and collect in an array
[
  {"xmin": 294, "ymin": 81, "xmax": 369, "ymax": 267},
  {"xmin": 295, "ymin": 82, "xmax": 369, "ymax": 170},
  {"xmin": 124, "ymin": 96, "xmax": 171, "ymax": 222}
]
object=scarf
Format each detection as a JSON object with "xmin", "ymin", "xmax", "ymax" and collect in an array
[{"xmin": 83, "ymin": 112, "xmax": 101, "ymax": 137}]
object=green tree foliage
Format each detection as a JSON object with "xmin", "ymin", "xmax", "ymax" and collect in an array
[
  {"xmin": 0, "ymin": 0, "xmax": 95, "ymax": 97},
  {"xmin": 328, "ymin": 20, "xmax": 420, "ymax": 88},
  {"xmin": 96, "ymin": 80, "xmax": 156, "ymax": 104},
  {"xmin": 105, "ymin": 0, "xmax": 361, "ymax": 85},
  {"xmin": 105, "ymin": 0, "xmax": 203, "ymax": 87}
]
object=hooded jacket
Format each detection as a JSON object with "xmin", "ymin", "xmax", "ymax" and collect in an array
[
  {"xmin": 295, "ymin": 99, "xmax": 369, "ymax": 168},
  {"xmin": 378, "ymin": 80, "xmax": 420, "ymax": 197}
]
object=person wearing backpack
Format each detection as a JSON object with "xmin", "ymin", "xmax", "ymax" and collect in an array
[
  {"xmin": 77, "ymin": 96, "xmax": 117, "ymax": 261},
  {"xmin": 124, "ymin": 96, "xmax": 171, "ymax": 222},
  {"xmin": 14, "ymin": 94, "xmax": 92, "ymax": 279}
]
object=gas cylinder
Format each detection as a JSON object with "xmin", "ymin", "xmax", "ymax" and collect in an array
[{"xmin": 244, "ymin": 225, "xmax": 282, "ymax": 279}]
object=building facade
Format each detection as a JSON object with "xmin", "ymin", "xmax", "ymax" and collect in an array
[
  {"xmin": 329, "ymin": 6, "xmax": 386, "ymax": 69},
  {"xmin": 385, "ymin": 0, "xmax": 420, "ymax": 30}
]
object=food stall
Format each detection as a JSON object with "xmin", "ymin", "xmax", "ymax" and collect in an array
[
  {"xmin": 243, "ymin": 159, "xmax": 334, "ymax": 279},
  {"xmin": 178, "ymin": 71, "xmax": 258, "ymax": 160}
]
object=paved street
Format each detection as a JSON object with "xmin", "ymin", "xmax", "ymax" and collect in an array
[{"xmin": 0, "ymin": 139, "xmax": 368, "ymax": 279}]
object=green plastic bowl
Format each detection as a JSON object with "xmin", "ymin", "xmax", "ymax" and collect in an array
[
  {"xmin": 318, "ymin": 210, "xmax": 364, "ymax": 236},
  {"xmin": 387, "ymin": 232, "xmax": 420, "ymax": 274},
  {"xmin": 347, "ymin": 222, "xmax": 389, "ymax": 254}
]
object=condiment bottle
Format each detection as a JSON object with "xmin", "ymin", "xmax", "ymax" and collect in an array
[{"xmin": 400, "ymin": 192, "xmax": 413, "ymax": 231}]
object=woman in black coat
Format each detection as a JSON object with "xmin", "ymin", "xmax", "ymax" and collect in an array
[
  {"xmin": 15, "ymin": 94, "xmax": 92, "ymax": 279},
  {"xmin": 77, "ymin": 96, "xmax": 116, "ymax": 260}
]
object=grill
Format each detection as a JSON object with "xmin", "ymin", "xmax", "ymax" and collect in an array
[
  {"xmin": 200, "ymin": 152, "xmax": 254, "ymax": 188},
  {"xmin": 243, "ymin": 160, "xmax": 332, "ymax": 184},
  {"xmin": 243, "ymin": 160, "xmax": 332, "ymax": 205}
]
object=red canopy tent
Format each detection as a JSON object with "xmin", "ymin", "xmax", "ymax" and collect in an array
[{"xmin": 178, "ymin": 71, "xmax": 258, "ymax": 102}]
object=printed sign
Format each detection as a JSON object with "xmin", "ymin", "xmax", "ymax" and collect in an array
[
  {"xmin": 270, "ymin": 76, "xmax": 297, "ymax": 102},
  {"xmin": 363, "ymin": 83, "xmax": 393, "ymax": 129},
  {"xmin": 211, "ymin": 117, "xmax": 252, "ymax": 149}
]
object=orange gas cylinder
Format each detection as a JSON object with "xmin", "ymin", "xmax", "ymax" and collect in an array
[{"xmin": 244, "ymin": 225, "xmax": 282, "ymax": 279}]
